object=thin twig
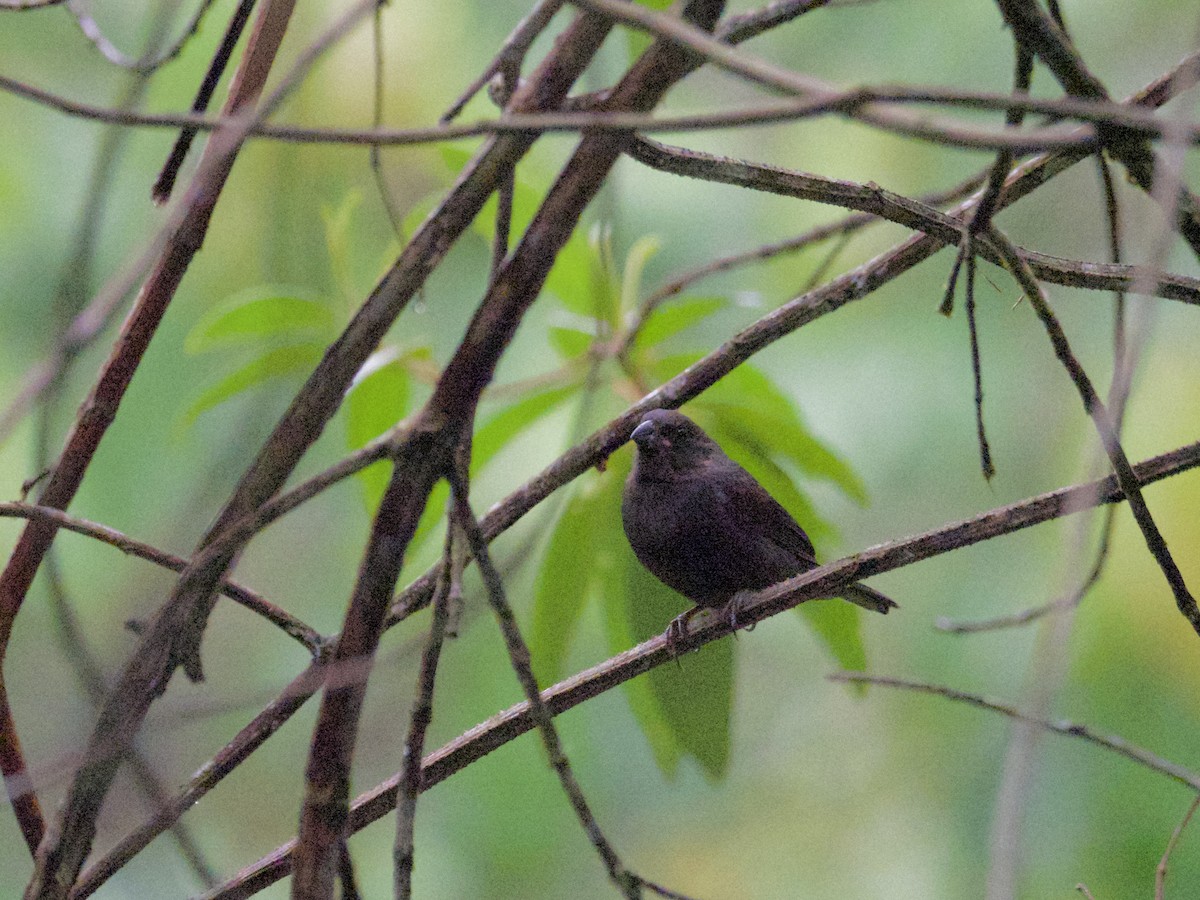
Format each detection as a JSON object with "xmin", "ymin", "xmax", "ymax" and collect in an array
[
  {"xmin": 440, "ymin": 0, "xmax": 566, "ymax": 122},
  {"xmin": 994, "ymin": 0, "xmax": 1200, "ymax": 261},
  {"xmin": 368, "ymin": 0, "xmax": 405, "ymax": 235},
  {"xmin": 10, "ymin": 67, "xmax": 1200, "ymax": 149},
  {"xmin": 393, "ymin": 517, "xmax": 456, "ymax": 899},
  {"xmin": 827, "ymin": 673, "xmax": 1200, "ymax": 790},
  {"xmin": 1156, "ymin": 793, "xmax": 1200, "ymax": 900},
  {"xmin": 152, "ymin": 0, "xmax": 260, "ymax": 202},
  {"xmin": 449, "ymin": 471, "xmax": 640, "ymax": 899},
  {"xmin": 0, "ymin": 502, "xmax": 323, "ymax": 654},
  {"xmin": 66, "ymin": 0, "xmax": 219, "ymax": 73},
  {"xmin": 985, "ymin": 226, "xmax": 1200, "ymax": 637},
  {"xmin": 625, "ymin": 138, "xmax": 1200, "ymax": 304}
]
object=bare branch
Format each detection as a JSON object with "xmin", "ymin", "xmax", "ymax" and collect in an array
[
  {"xmin": 828, "ymin": 673, "xmax": 1200, "ymax": 790},
  {"xmin": 202, "ymin": 436, "xmax": 1200, "ymax": 896}
]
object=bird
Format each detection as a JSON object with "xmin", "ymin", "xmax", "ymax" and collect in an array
[{"xmin": 621, "ymin": 409, "xmax": 896, "ymax": 644}]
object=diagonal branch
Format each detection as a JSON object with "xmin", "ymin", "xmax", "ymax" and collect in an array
[
  {"xmin": 994, "ymin": 0, "xmax": 1200, "ymax": 261},
  {"xmin": 450, "ymin": 472, "xmax": 640, "ymax": 898},
  {"xmin": 625, "ymin": 138, "xmax": 1200, "ymax": 305},
  {"xmin": 291, "ymin": 4, "xmax": 728, "ymax": 893},
  {"xmin": 202, "ymin": 436, "xmax": 1200, "ymax": 897},
  {"xmin": 984, "ymin": 225, "xmax": 1200, "ymax": 636}
]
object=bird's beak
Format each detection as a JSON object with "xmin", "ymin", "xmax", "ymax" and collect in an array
[{"xmin": 630, "ymin": 420, "xmax": 656, "ymax": 447}]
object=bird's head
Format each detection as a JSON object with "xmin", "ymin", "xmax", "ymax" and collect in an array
[{"xmin": 628, "ymin": 409, "xmax": 721, "ymax": 478}]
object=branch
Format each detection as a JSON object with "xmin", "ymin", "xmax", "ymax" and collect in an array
[
  {"xmin": 203, "ymin": 436, "xmax": 1200, "ymax": 896},
  {"xmin": 8, "ymin": 66, "xmax": 1200, "ymax": 150},
  {"xmin": 828, "ymin": 673, "xmax": 1200, "ymax": 790},
  {"xmin": 291, "ymin": 4, "xmax": 728, "ymax": 892},
  {"xmin": 985, "ymin": 226, "xmax": 1200, "ymax": 636},
  {"xmin": 451, "ymin": 473, "xmax": 640, "ymax": 897},
  {"xmin": 0, "ymin": 503, "xmax": 323, "ymax": 655},
  {"xmin": 994, "ymin": 0, "xmax": 1200, "ymax": 261},
  {"xmin": 625, "ymin": 138, "xmax": 1200, "ymax": 305}
]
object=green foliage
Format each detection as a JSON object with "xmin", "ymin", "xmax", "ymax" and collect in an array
[
  {"xmin": 183, "ymin": 343, "xmax": 325, "ymax": 425},
  {"xmin": 473, "ymin": 384, "xmax": 577, "ymax": 474},
  {"xmin": 184, "ymin": 162, "xmax": 875, "ymax": 782},
  {"xmin": 345, "ymin": 350, "xmax": 412, "ymax": 510},
  {"xmin": 631, "ymin": 296, "xmax": 724, "ymax": 356},
  {"xmin": 627, "ymin": 0, "xmax": 674, "ymax": 61},
  {"xmin": 182, "ymin": 286, "xmax": 336, "ymax": 425},
  {"xmin": 184, "ymin": 289, "xmax": 333, "ymax": 354}
]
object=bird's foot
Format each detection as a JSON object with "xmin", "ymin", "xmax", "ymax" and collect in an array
[
  {"xmin": 720, "ymin": 591, "xmax": 756, "ymax": 633},
  {"xmin": 665, "ymin": 607, "xmax": 700, "ymax": 659}
]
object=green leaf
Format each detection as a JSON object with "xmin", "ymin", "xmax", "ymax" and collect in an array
[
  {"xmin": 548, "ymin": 325, "xmax": 593, "ymax": 360},
  {"xmin": 705, "ymin": 366, "xmax": 869, "ymax": 505},
  {"xmin": 185, "ymin": 343, "xmax": 324, "ymax": 424},
  {"xmin": 627, "ymin": 0, "xmax": 672, "ymax": 61},
  {"xmin": 184, "ymin": 290, "xmax": 332, "ymax": 355},
  {"xmin": 346, "ymin": 352, "xmax": 411, "ymax": 448},
  {"xmin": 545, "ymin": 229, "xmax": 600, "ymax": 319},
  {"xmin": 603, "ymin": 564, "xmax": 682, "ymax": 776},
  {"xmin": 345, "ymin": 352, "xmax": 411, "ymax": 512},
  {"xmin": 619, "ymin": 234, "xmax": 660, "ymax": 321},
  {"xmin": 625, "ymin": 560, "xmax": 733, "ymax": 780},
  {"xmin": 530, "ymin": 479, "xmax": 607, "ymax": 685},
  {"xmin": 473, "ymin": 383, "xmax": 577, "ymax": 474},
  {"xmin": 321, "ymin": 191, "xmax": 364, "ymax": 303},
  {"xmin": 795, "ymin": 599, "xmax": 867, "ymax": 690},
  {"xmin": 632, "ymin": 296, "xmax": 725, "ymax": 355}
]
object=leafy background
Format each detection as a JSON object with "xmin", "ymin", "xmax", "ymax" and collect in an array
[{"xmin": 3, "ymin": 0, "xmax": 1200, "ymax": 897}]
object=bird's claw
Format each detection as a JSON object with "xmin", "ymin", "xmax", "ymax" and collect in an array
[
  {"xmin": 665, "ymin": 607, "xmax": 698, "ymax": 660},
  {"xmin": 721, "ymin": 591, "xmax": 756, "ymax": 634}
]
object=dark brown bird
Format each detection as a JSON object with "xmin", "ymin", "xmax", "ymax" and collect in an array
[{"xmin": 621, "ymin": 409, "xmax": 896, "ymax": 636}]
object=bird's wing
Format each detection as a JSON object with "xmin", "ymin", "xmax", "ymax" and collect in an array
[{"xmin": 715, "ymin": 463, "xmax": 818, "ymax": 565}]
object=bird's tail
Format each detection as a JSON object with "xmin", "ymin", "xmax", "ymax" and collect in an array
[{"xmin": 842, "ymin": 583, "xmax": 899, "ymax": 615}]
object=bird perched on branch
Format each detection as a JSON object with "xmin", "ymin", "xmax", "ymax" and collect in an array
[{"xmin": 621, "ymin": 409, "xmax": 896, "ymax": 644}]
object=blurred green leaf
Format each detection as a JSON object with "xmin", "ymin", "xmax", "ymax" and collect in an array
[
  {"xmin": 548, "ymin": 325, "xmax": 593, "ymax": 360},
  {"xmin": 625, "ymin": 560, "xmax": 733, "ymax": 780},
  {"xmin": 185, "ymin": 343, "xmax": 324, "ymax": 424},
  {"xmin": 347, "ymin": 352, "xmax": 411, "ymax": 446},
  {"xmin": 586, "ymin": 224, "xmax": 619, "ymax": 327},
  {"xmin": 705, "ymin": 365, "xmax": 869, "ymax": 505},
  {"xmin": 795, "ymin": 599, "xmax": 867, "ymax": 693},
  {"xmin": 632, "ymin": 296, "xmax": 725, "ymax": 355},
  {"xmin": 627, "ymin": 0, "xmax": 672, "ymax": 61},
  {"xmin": 531, "ymin": 477, "xmax": 611, "ymax": 685},
  {"xmin": 653, "ymin": 354, "xmax": 869, "ymax": 505},
  {"xmin": 473, "ymin": 383, "xmax": 577, "ymax": 473},
  {"xmin": 184, "ymin": 290, "xmax": 333, "ymax": 355},
  {"xmin": 543, "ymin": 232, "xmax": 595, "ymax": 318},
  {"xmin": 346, "ymin": 352, "xmax": 411, "ymax": 511},
  {"xmin": 620, "ymin": 234, "xmax": 660, "ymax": 321},
  {"xmin": 321, "ymin": 191, "xmax": 364, "ymax": 303},
  {"xmin": 602, "ymin": 562, "xmax": 683, "ymax": 777}
]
